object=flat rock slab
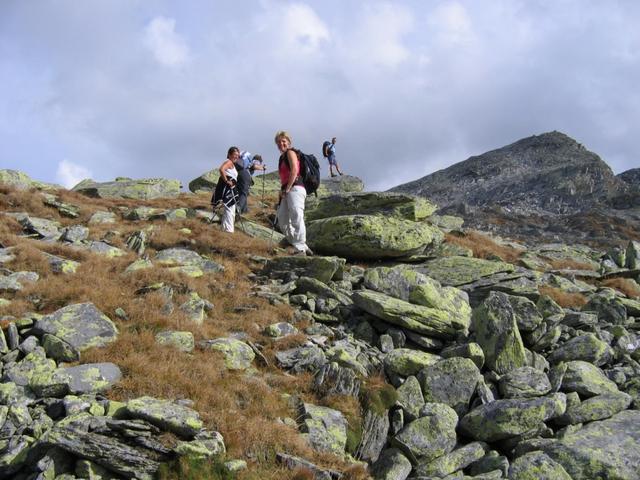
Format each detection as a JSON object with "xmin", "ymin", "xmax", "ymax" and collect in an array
[
  {"xmin": 237, "ymin": 219, "xmax": 285, "ymax": 243},
  {"xmin": 305, "ymin": 191, "xmax": 437, "ymax": 221},
  {"xmin": 412, "ymin": 256, "xmax": 516, "ymax": 286},
  {"xmin": 73, "ymin": 177, "xmax": 181, "ymax": 200},
  {"xmin": 154, "ymin": 248, "xmax": 224, "ymax": 273},
  {"xmin": 126, "ymin": 396, "xmax": 203, "ymax": 439},
  {"xmin": 34, "ymin": 303, "xmax": 118, "ymax": 351},
  {"xmin": 540, "ymin": 410, "xmax": 640, "ymax": 479},
  {"xmin": 262, "ymin": 256, "xmax": 345, "ymax": 283},
  {"xmin": 298, "ymin": 402, "xmax": 347, "ymax": 454},
  {"xmin": 58, "ymin": 362, "xmax": 122, "ymax": 394},
  {"xmin": 307, "ymin": 215, "xmax": 443, "ymax": 260},
  {"xmin": 45, "ymin": 425, "xmax": 162, "ymax": 479}
]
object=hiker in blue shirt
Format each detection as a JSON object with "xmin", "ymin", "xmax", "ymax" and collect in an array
[
  {"xmin": 235, "ymin": 151, "xmax": 266, "ymax": 214},
  {"xmin": 327, "ymin": 137, "xmax": 343, "ymax": 177}
]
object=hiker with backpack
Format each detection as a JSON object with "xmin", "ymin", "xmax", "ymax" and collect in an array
[
  {"xmin": 275, "ymin": 130, "xmax": 314, "ymax": 256},
  {"xmin": 322, "ymin": 137, "xmax": 343, "ymax": 177},
  {"xmin": 235, "ymin": 151, "xmax": 266, "ymax": 214},
  {"xmin": 211, "ymin": 146, "xmax": 240, "ymax": 233}
]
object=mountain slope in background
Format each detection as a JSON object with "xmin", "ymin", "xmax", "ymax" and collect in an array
[
  {"xmin": 390, "ymin": 131, "xmax": 639, "ymax": 247},
  {"xmin": 390, "ymin": 131, "xmax": 627, "ymax": 215}
]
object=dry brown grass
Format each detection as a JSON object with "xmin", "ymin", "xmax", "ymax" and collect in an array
[
  {"xmin": 602, "ymin": 278, "xmax": 640, "ymax": 299},
  {"xmin": 543, "ymin": 258, "xmax": 595, "ymax": 271},
  {"xmin": 0, "ymin": 186, "xmax": 371, "ymax": 478},
  {"xmin": 445, "ymin": 230, "xmax": 524, "ymax": 263},
  {"xmin": 538, "ymin": 285, "xmax": 588, "ymax": 309}
]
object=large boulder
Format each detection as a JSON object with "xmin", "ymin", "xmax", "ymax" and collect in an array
[
  {"xmin": 72, "ymin": 177, "xmax": 181, "ymax": 199},
  {"xmin": 391, "ymin": 403, "xmax": 458, "ymax": 463},
  {"xmin": 305, "ymin": 192, "xmax": 437, "ymax": 221},
  {"xmin": 412, "ymin": 256, "xmax": 516, "ymax": 287},
  {"xmin": 0, "ymin": 169, "xmax": 59, "ymax": 190},
  {"xmin": 262, "ymin": 256, "xmax": 345, "ymax": 283},
  {"xmin": 353, "ymin": 290, "xmax": 470, "ymax": 339},
  {"xmin": 472, "ymin": 292, "xmax": 528, "ymax": 375},
  {"xmin": 561, "ymin": 361, "xmax": 620, "ymax": 397},
  {"xmin": 508, "ymin": 451, "xmax": 572, "ymax": 480},
  {"xmin": 539, "ymin": 410, "xmax": 640, "ymax": 479},
  {"xmin": 33, "ymin": 303, "xmax": 118, "ymax": 352},
  {"xmin": 126, "ymin": 396, "xmax": 203, "ymax": 439},
  {"xmin": 547, "ymin": 333, "xmax": 613, "ymax": 366},
  {"xmin": 459, "ymin": 394, "xmax": 566, "ymax": 442},
  {"xmin": 417, "ymin": 357, "xmax": 482, "ymax": 415},
  {"xmin": 307, "ymin": 215, "xmax": 443, "ymax": 260},
  {"xmin": 363, "ymin": 265, "xmax": 472, "ymax": 321}
]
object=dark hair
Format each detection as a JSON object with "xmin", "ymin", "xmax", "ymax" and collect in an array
[{"xmin": 227, "ymin": 146, "xmax": 239, "ymax": 158}]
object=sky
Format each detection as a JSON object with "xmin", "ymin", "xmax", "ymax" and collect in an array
[{"xmin": 1, "ymin": 0, "xmax": 639, "ymax": 191}]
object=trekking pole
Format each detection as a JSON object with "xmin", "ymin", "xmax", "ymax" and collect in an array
[
  {"xmin": 268, "ymin": 199, "xmax": 281, "ymax": 248},
  {"xmin": 261, "ymin": 168, "xmax": 265, "ymax": 207}
]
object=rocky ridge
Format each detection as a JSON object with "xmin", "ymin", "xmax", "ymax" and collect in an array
[
  {"xmin": 1, "ymin": 169, "xmax": 640, "ymax": 479},
  {"xmin": 390, "ymin": 131, "xmax": 639, "ymax": 248}
]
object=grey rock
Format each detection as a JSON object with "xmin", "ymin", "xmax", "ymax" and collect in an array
[
  {"xmin": 262, "ymin": 256, "xmax": 345, "ymax": 283},
  {"xmin": 126, "ymin": 396, "xmax": 203, "ymax": 439},
  {"xmin": 73, "ymin": 177, "xmax": 181, "ymax": 200},
  {"xmin": 298, "ymin": 402, "xmax": 347, "ymax": 454},
  {"xmin": 508, "ymin": 451, "xmax": 571, "ymax": 480},
  {"xmin": 370, "ymin": 448, "xmax": 412, "ymax": 480},
  {"xmin": 356, "ymin": 406, "xmax": 390, "ymax": 463},
  {"xmin": 555, "ymin": 391, "xmax": 632, "ymax": 425},
  {"xmin": 313, "ymin": 362, "xmax": 361, "ymax": 397},
  {"xmin": 414, "ymin": 441, "xmax": 488, "ymax": 478},
  {"xmin": 417, "ymin": 357, "xmax": 482, "ymax": 416},
  {"xmin": 60, "ymin": 225, "xmax": 89, "ymax": 243},
  {"xmin": 396, "ymin": 376, "xmax": 424, "ymax": 421},
  {"xmin": 34, "ymin": 303, "xmax": 118, "ymax": 352},
  {"xmin": 275, "ymin": 345, "xmax": 327, "ymax": 374},
  {"xmin": 548, "ymin": 333, "xmax": 613, "ymax": 366},
  {"xmin": 498, "ymin": 366, "xmax": 552, "ymax": 398},
  {"xmin": 561, "ymin": 360, "xmax": 620, "ymax": 397}
]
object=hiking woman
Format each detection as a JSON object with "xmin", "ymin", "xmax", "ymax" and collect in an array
[
  {"xmin": 213, "ymin": 146, "xmax": 240, "ymax": 233},
  {"xmin": 275, "ymin": 131, "xmax": 312, "ymax": 255}
]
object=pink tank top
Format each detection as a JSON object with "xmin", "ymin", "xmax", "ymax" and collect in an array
[{"xmin": 278, "ymin": 150, "xmax": 301, "ymax": 187}]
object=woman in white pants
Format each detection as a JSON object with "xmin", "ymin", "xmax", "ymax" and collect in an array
[
  {"xmin": 217, "ymin": 146, "xmax": 239, "ymax": 232},
  {"xmin": 275, "ymin": 131, "xmax": 312, "ymax": 255}
]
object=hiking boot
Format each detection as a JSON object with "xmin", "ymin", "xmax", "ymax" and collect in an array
[
  {"xmin": 293, "ymin": 249, "xmax": 306, "ymax": 256},
  {"xmin": 305, "ymin": 248, "xmax": 314, "ymax": 256},
  {"xmin": 331, "ymin": 173, "xmax": 337, "ymax": 177}
]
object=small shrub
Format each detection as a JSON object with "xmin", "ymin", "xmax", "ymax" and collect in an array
[
  {"xmin": 538, "ymin": 285, "xmax": 588, "ymax": 308},
  {"xmin": 602, "ymin": 278, "xmax": 640, "ymax": 298},
  {"xmin": 445, "ymin": 231, "xmax": 524, "ymax": 263}
]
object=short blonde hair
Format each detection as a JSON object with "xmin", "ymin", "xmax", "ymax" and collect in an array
[{"xmin": 274, "ymin": 130, "xmax": 292, "ymax": 145}]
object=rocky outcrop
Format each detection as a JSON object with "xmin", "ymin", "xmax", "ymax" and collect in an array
[{"xmin": 72, "ymin": 177, "xmax": 181, "ymax": 199}]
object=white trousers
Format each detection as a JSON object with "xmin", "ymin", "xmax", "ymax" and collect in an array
[
  {"xmin": 277, "ymin": 186, "xmax": 308, "ymax": 252},
  {"xmin": 221, "ymin": 204, "xmax": 235, "ymax": 232}
]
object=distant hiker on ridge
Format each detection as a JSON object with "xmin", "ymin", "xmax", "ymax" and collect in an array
[
  {"xmin": 322, "ymin": 136, "xmax": 343, "ymax": 177},
  {"xmin": 212, "ymin": 146, "xmax": 240, "ymax": 233},
  {"xmin": 235, "ymin": 150, "xmax": 266, "ymax": 214},
  {"xmin": 275, "ymin": 130, "xmax": 313, "ymax": 256}
]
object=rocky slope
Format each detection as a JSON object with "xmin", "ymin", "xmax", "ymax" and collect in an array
[
  {"xmin": 1, "ymin": 170, "xmax": 640, "ymax": 480},
  {"xmin": 390, "ymin": 131, "xmax": 639, "ymax": 248}
]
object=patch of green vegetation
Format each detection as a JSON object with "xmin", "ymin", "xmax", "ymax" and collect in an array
[{"xmin": 158, "ymin": 456, "xmax": 232, "ymax": 480}]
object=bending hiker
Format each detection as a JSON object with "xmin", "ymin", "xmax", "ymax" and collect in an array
[
  {"xmin": 326, "ymin": 137, "xmax": 343, "ymax": 177},
  {"xmin": 275, "ymin": 130, "xmax": 312, "ymax": 256},
  {"xmin": 212, "ymin": 146, "xmax": 240, "ymax": 233},
  {"xmin": 235, "ymin": 150, "xmax": 266, "ymax": 214}
]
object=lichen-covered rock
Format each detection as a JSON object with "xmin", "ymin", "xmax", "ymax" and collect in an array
[
  {"xmin": 499, "ymin": 367, "xmax": 552, "ymax": 398},
  {"xmin": 412, "ymin": 256, "xmax": 516, "ymax": 286},
  {"xmin": 561, "ymin": 361, "xmax": 620, "ymax": 397},
  {"xmin": 0, "ymin": 169, "xmax": 38, "ymax": 189},
  {"xmin": 384, "ymin": 348, "xmax": 441, "ymax": 377},
  {"xmin": 81, "ymin": 240, "xmax": 125, "ymax": 258},
  {"xmin": 154, "ymin": 248, "xmax": 224, "ymax": 274},
  {"xmin": 555, "ymin": 392, "xmax": 632, "ymax": 425},
  {"xmin": 391, "ymin": 402, "xmax": 458, "ymax": 463},
  {"xmin": 155, "ymin": 331, "xmax": 195, "ymax": 353},
  {"xmin": 370, "ymin": 448, "xmax": 412, "ymax": 480},
  {"xmin": 305, "ymin": 191, "xmax": 437, "ymax": 221},
  {"xmin": 275, "ymin": 345, "xmax": 327, "ymax": 373},
  {"xmin": 126, "ymin": 396, "xmax": 203, "ymax": 439},
  {"xmin": 262, "ymin": 256, "xmax": 345, "ymax": 283},
  {"xmin": 179, "ymin": 292, "xmax": 213, "ymax": 324},
  {"xmin": 237, "ymin": 219, "xmax": 286, "ymax": 243},
  {"xmin": 0, "ymin": 271, "xmax": 39, "ymax": 292},
  {"xmin": 414, "ymin": 441, "xmax": 487, "ymax": 478},
  {"xmin": 123, "ymin": 206, "xmax": 161, "ymax": 220},
  {"xmin": 459, "ymin": 394, "xmax": 566, "ymax": 442},
  {"xmin": 41, "ymin": 334, "xmax": 80, "ymax": 362},
  {"xmin": 202, "ymin": 338, "xmax": 255, "ymax": 370},
  {"xmin": 582, "ymin": 288, "xmax": 627, "ymax": 324},
  {"xmin": 440, "ymin": 342, "xmax": 485, "ymax": 369},
  {"xmin": 42, "ymin": 252, "xmax": 80, "ymax": 274},
  {"xmin": 506, "ymin": 294, "xmax": 543, "ymax": 332},
  {"xmin": 313, "ymin": 362, "xmax": 361, "ymax": 398},
  {"xmin": 353, "ymin": 290, "xmax": 469, "ymax": 339},
  {"xmin": 34, "ymin": 303, "xmax": 118, "ymax": 352},
  {"xmin": 174, "ymin": 431, "xmax": 226, "ymax": 460},
  {"xmin": 57, "ymin": 362, "xmax": 122, "ymax": 394},
  {"xmin": 396, "ymin": 376, "xmax": 424, "ymax": 421},
  {"xmin": 73, "ymin": 177, "xmax": 181, "ymax": 199},
  {"xmin": 363, "ymin": 264, "xmax": 471, "ymax": 320},
  {"xmin": 307, "ymin": 215, "xmax": 443, "ymax": 259},
  {"xmin": 18, "ymin": 215, "xmax": 62, "ymax": 239},
  {"xmin": 547, "ymin": 333, "xmax": 613, "ymax": 366},
  {"xmin": 298, "ymin": 403, "xmax": 347, "ymax": 454},
  {"xmin": 264, "ymin": 322, "xmax": 298, "ymax": 339},
  {"xmin": 508, "ymin": 451, "xmax": 572, "ymax": 480},
  {"xmin": 472, "ymin": 291, "xmax": 528, "ymax": 375},
  {"xmin": 88, "ymin": 211, "xmax": 116, "ymax": 224},
  {"xmin": 417, "ymin": 357, "xmax": 482, "ymax": 415},
  {"xmin": 539, "ymin": 410, "xmax": 640, "ymax": 479}
]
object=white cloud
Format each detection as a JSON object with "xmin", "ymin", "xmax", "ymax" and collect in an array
[
  {"xmin": 143, "ymin": 16, "xmax": 190, "ymax": 67},
  {"xmin": 430, "ymin": 1, "xmax": 474, "ymax": 46},
  {"xmin": 347, "ymin": 4, "xmax": 413, "ymax": 69},
  {"xmin": 55, "ymin": 159, "xmax": 92, "ymax": 188},
  {"xmin": 283, "ymin": 4, "xmax": 330, "ymax": 52}
]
